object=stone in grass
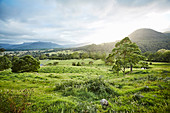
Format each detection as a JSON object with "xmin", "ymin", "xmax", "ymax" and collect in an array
[
  {"xmin": 100, "ymin": 99, "xmax": 109, "ymax": 106},
  {"xmin": 153, "ymin": 95, "xmax": 157, "ymax": 97},
  {"xmin": 144, "ymin": 86, "xmax": 149, "ymax": 88}
]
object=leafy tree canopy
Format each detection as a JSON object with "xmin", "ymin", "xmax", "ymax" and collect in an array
[
  {"xmin": 0, "ymin": 56, "xmax": 12, "ymax": 71},
  {"xmin": 12, "ymin": 55, "xmax": 40, "ymax": 73},
  {"xmin": 108, "ymin": 37, "xmax": 144, "ymax": 75}
]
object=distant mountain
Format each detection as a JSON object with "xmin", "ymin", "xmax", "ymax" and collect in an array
[
  {"xmin": 1, "ymin": 29, "xmax": 169, "ymax": 52},
  {"xmin": 0, "ymin": 41, "xmax": 62, "ymax": 50},
  {"xmin": 73, "ymin": 28, "xmax": 170, "ymax": 53},
  {"xmin": 129, "ymin": 28, "xmax": 170, "ymax": 52}
]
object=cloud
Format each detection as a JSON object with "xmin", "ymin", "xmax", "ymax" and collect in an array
[{"xmin": 0, "ymin": 0, "xmax": 170, "ymax": 44}]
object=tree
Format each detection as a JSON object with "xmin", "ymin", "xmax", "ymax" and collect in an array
[
  {"xmin": 71, "ymin": 52, "xmax": 80, "ymax": 59},
  {"xmin": 81, "ymin": 52, "xmax": 89, "ymax": 60},
  {"xmin": 110, "ymin": 37, "xmax": 143, "ymax": 75},
  {"xmin": 105, "ymin": 54, "xmax": 114, "ymax": 66},
  {"xmin": 127, "ymin": 43, "xmax": 145, "ymax": 72},
  {"xmin": 0, "ymin": 56, "xmax": 12, "ymax": 71},
  {"xmin": 39, "ymin": 54, "xmax": 47, "ymax": 60},
  {"xmin": 12, "ymin": 55, "xmax": 40, "ymax": 73}
]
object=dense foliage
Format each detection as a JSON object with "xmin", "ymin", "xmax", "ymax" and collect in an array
[
  {"xmin": 12, "ymin": 55, "xmax": 40, "ymax": 73},
  {"xmin": 0, "ymin": 56, "xmax": 12, "ymax": 71},
  {"xmin": 143, "ymin": 49, "xmax": 170, "ymax": 62}
]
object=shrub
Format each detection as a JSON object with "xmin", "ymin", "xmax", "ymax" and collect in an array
[
  {"xmin": 89, "ymin": 61, "xmax": 93, "ymax": 65},
  {"xmin": 77, "ymin": 62, "xmax": 81, "ymax": 66},
  {"xmin": 53, "ymin": 62, "xmax": 59, "ymax": 65},
  {"xmin": 140, "ymin": 62, "xmax": 149, "ymax": 69},
  {"xmin": 47, "ymin": 63, "xmax": 52, "ymax": 66},
  {"xmin": 81, "ymin": 62, "xmax": 85, "ymax": 66},
  {"xmin": 72, "ymin": 62, "xmax": 76, "ymax": 66},
  {"xmin": 55, "ymin": 77, "xmax": 119, "ymax": 98}
]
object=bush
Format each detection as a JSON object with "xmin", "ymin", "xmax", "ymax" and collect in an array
[
  {"xmin": 53, "ymin": 62, "xmax": 59, "ymax": 65},
  {"xmin": 12, "ymin": 55, "xmax": 40, "ymax": 73},
  {"xmin": 77, "ymin": 62, "xmax": 81, "ymax": 66},
  {"xmin": 89, "ymin": 61, "xmax": 93, "ymax": 65},
  {"xmin": 81, "ymin": 62, "xmax": 85, "ymax": 66},
  {"xmin": 47, "ymin": 63, "xmax": 52, "ymax": 66},
  {"xmin": 72, "ymin": 62, "xmax": 76, "ymax": 66},
  {"xmin": 55, "ymin": 77, "xmax": 119, "ymax": 98}
]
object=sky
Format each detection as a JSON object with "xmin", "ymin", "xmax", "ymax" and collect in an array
[{"xmin": 0, "ymin": 0, "xmax": 170, "ymax": 45}]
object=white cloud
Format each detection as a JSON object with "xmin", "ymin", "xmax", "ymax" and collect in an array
[{"xmin": 0, "ymin": 0, "xmax": 170, "ymax": 44}]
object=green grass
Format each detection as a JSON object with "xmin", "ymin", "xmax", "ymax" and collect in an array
[{"xmin": 0, "ymin": 60, "xmax": 169, "ymax": 112}]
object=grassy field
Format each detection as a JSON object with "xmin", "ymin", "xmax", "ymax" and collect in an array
[{"xmin": 0, "ymin": 59, "xmax": 170, "ymax": 112}]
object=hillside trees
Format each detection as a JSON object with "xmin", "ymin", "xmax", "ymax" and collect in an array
[
  {"xmin": 143, "ymin": 49, "xmax": 170, "ymax": 62},
  {"xmin": 12, "ymin": 55, "xmax": 40, "ymax": 72},
  {"xmin": 71, "ymin": 52, "xmax": 80, "ymax": 59},
  {"xmin": 80, "ymin": 52, "xmax": 89, "ymax": 60},
  {"xmin": 109, "ymin": 37, "xmax": 144, "ymax": 75},
  {"xmin": 0, "ymin": 56, "xmax": 12, "ymax": 71}
]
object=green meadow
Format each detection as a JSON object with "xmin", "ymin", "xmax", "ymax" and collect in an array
[{"xmin": 0, "ymin": 59, "xmax": 170, "ymax": 112}]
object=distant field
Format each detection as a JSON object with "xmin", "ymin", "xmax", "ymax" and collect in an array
[
  {"xmin": 0, "ymin": 60, "xmax": 169, "ymax": 112},
  {"xmin": 48, "ymin": 50, "xmax": 84, "ymax": 55},
  {"xmin": 40, "ymin": 59, "xmax": 105, "ymax": 66}
]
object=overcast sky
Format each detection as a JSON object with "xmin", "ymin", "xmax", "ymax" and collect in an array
[{"xmin": 0, "ymin": 0, "xmax": 170, "ymax": 45}]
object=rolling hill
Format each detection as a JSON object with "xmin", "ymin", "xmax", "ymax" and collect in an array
[
  {"xmin": 74, "ymin": 28, "xmax": 170, "ymax": 53},
  {"xmin": 129, "ymin": 28, "xmax": 170, "ymax": 52}
]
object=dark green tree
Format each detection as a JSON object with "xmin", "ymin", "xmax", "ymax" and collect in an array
[
  {"xmin": 0, "ymin": 56, "xmax": 12, "ymax": 71},
  {"xmin": 81, "ymin": 52, "xmax": 89, "ymax": 60},
  {"xmin": 39, "ymin": 54, "xmax": 47, "ymax": 60},
  {"xmin": 12, "ymin": 55, "xmax": 40, "ymax": 73}
]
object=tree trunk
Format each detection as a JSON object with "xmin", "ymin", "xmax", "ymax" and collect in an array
[
  {"xmin": 117, "ymin": 71, "xmax": 119, "ymax": 76},
  {"xmin": 123, "ymin": 67, "xmax": 125, "ymax": 75},
  {"xmin": 130, "ymin": 65, "xmax": 133, "ymax": 72}
]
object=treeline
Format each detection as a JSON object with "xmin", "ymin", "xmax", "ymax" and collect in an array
[
  {"xmin": 143, "ymin": 49, "xmax": 170, "ymax": 62},
  {"xmin": 38, "ymin": 52, "xmax": 106, "ymax": 60}
]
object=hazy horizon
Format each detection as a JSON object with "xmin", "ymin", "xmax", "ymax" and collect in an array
[{"xmin": 0, "ymin": 0, "xmax": 170, "ymax": 45}]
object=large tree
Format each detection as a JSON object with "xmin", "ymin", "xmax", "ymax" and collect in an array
[
  {"xmin": 110, "ymin": 37, "xmax": 143, "ymax": 75},
  {"xmin": 12, "ymin": 55, "xmax": 40, "ymax": 73}
]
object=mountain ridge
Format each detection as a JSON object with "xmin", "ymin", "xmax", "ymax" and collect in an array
[
  {"xmin": 1, "ymin": 28, "xmax": 170, "ymax": 52},
  {"xmin": 0, "ymin": 41, "xmax": 62, "ymax": 50},
  {"xmin": 73, "ymin": 28, "xmax": 170, "ymax": 53}
]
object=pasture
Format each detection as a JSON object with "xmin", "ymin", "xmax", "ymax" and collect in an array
[{"xmin": 0, "ymin": 59, "xmax": 169, "ymax": 112}]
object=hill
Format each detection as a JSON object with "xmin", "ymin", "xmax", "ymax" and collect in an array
[
  {"xmin": 0, "ymin": 41, "xmax": 62, "ymax": 50},
  {"xmin": 129, "ymin": 28, "xmax": 170, "ymax": 52},
  {"xmin": 74, "ymin": 28, "xmax": 170, "ymax": 53},
  {"xmin": 73, "ymin": 42, "xmax": 117, "ymax": 52}
]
